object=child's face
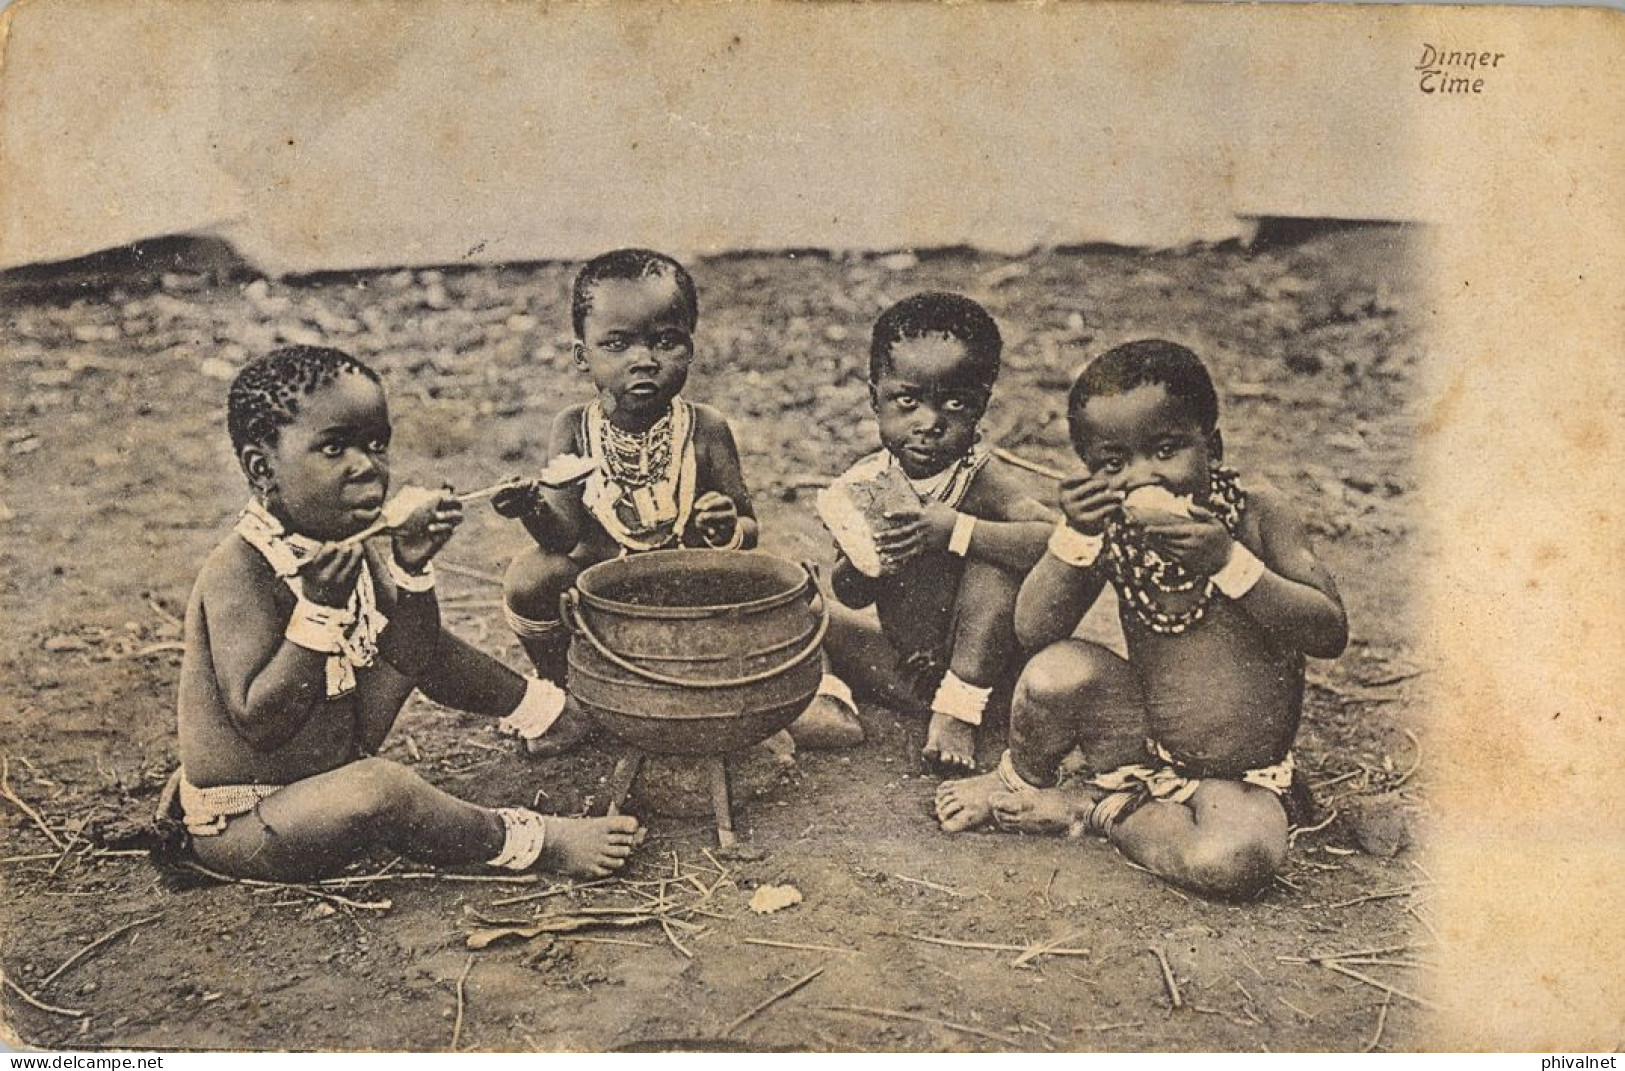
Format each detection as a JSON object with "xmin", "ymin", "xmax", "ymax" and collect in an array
[
  {"xmin": 573, "ymin": 275, "xmax": 694, "ymax": 426},
  {"xmin": 870, "ymin": 334, "xmax": 990, "ymax": 479},
  {"xmin": 248, "ymin": 372, "xmax": 392, "ymax": 541},
  {"xmin": 1072, "ymin": 383, "xmax": 1218, "ymax": 500}
]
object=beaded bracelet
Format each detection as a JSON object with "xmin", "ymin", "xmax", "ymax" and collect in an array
[
  {"xmin": 386, "ymin": 554, "xmax": 436, "ymax": 594},
  {"xmin": 285, "ymin": 598, "xmax": 351, "ymax": 654},
  {"xmin": 947, "ymin": 512, "xmax": 977, "ymax": 557},
  {"xmin": 1211, "ymin": 543, "xmax": 1266, "ymax": 599},
  {"xmin": 1047, "ymin": 522, "xmax": 1104, "ymax": 569}
]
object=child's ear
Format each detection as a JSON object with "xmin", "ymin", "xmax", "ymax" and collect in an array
[
  {"xmin": 241, "ymin": 444, "xmax": 275, "ymax": 491},
  {"xmin": 572, "ymin": 340, "xmax": 589, "ymax": 371},
  {"xmin": 1208, "ymin": 428, "xmax": 1225, "ymax": 461}
]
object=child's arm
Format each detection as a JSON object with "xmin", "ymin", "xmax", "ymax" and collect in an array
[
  {"xmin": 492, "ymin": 409, "xmax": 588, "ymax": 553},
  {"xmin": 688, "ymin": 405, "xmax": 759, "ymax": 550},
  {"xmin": 373, "ymin": 489, "xmax": 462, "ymax": 677},
  {"xmin": 1013, "ymin": 471, "xmax": 1118, "ymax": 650},
  {"xmin": 1146, "ymin": 484, "xmax": 1348, "ymax": 658},
  {"xmin": 203, "ymin": 543, "xmax": 360, "ymax": 752}
]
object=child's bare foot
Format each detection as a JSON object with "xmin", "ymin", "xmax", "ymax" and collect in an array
[
  {"xmin": 539, "ymin": 815, "xmax": 643, "ymax": 878},
  {"xmin": 787, "ymin": 695, "xmax": 865, "ymax": 751},
  {"xmin": 922, "ymin": 714, "xmax": 976, "ymax": 773},
  {"xmin": 990, "ymin": 784, "xmax": 1101, "ymax": 835},
  {"xmin": 934, "ymin": 770, "xmax": 1003, "ymax": 832},
  {"xmin": 522, "ymin": 697, "xmax": 597, "ymax": 759}
]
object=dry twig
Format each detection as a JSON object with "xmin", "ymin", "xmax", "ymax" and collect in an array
[
  {"xmin": 1322, "ymin": 961, "xmax": 1437, "ymax": 1010},
  {"xmin": 818, "ymin": 1004, "xmax": 1012, "ymax": 1045},
  {"xmin": 40, "ymin": 914, "xmax": 161, "ymax": 990},
  {"xmin": 451, "ymin": 955, "xmax": 474, "ymax": 1051},
  {"xmin": 1148, "ymin": 945, "xmax": 1183, "ymax": 1009},
  {"xmin": 1364, "ymin": 992, "xmax": 1393, "ymax": 1052},
  {"xmin": 743, "ymin": 938, "xmax": 856, "ymax": 955},
  {"xmin": 901, "ymin": 933, "xmax": 1090, "ymax": 959},
  {"xmin": 723, "ymin": 966, "xmax": 825, "ymax": 1036},
  {"xmin": 1, "ymin": 757, "xmax": 65, "ymax": 850},
  {"xmin": 2, "ymin": 970, "xmax": 85, "ymax": 1018}
]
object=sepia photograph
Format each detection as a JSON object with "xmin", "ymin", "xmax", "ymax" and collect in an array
[{"xmin": 1, "ymin": 0, "xmax": 1619, "ymax": 1054}]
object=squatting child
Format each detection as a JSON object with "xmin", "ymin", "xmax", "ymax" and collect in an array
[
  {"xmin": 812, "ymin": 293, "xmax": 1054, "ymax": 772},
  {"xmin": 496, "ymin": 249, "xmax": 766, "ymax": 749},
  {"xmin": 176, "ymin": 346, "xmax": 641, "ymax": 882},
  {"xmin": 936, "ymin": 339, "xmax": 1348, "ymax": 898}
]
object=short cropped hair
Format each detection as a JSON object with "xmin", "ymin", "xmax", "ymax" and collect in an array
[
  {"xmin": 1067, "ymin": 340, "xmax": 1219, "ymax": 449},
  {"xmin": 227, "ymin": 346, "xmax": 380, "ymax": 459},
  {"xmin": 570, "ymin": 248, "xmax": 699, "ymax": 338},
  {"xmin": 869, "ymin": 292, "xmax": 1002, "ymax": 390}
]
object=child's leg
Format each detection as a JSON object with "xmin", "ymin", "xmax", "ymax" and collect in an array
[
  {"xmin": 502, "ymin": 547, "xmax": 583, "ymax": 682},
  {"xmin": 190, "ymin": 757, "xmax": 641, "ymax": 883},
  {"xmin": 822, "ymin": 602, "xmax": 930, "ymax": 711},
  {"xmin": 923, "ymin": 559, "xmax": 1022, "ymax": 772},
  {"xmin": 937, "ymin": 639, "xmax": 1144, "ymax": 832},
  {"xmin": 1108, "ymin": 780, "xmax": 1288, "ymax": 899},
  {"xmin": 502, "ymin": 548, "xmax": 596, "ymax": 756}
]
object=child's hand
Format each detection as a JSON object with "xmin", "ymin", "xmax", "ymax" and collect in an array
[
  {"xmin": 491, "ymin": 478, "xmax": 544, "ymax": 519},
  {"xmin": 1058, "ymin": 472, "xmax": 1124, "ymax": 535},
  {"xmin": 693, "ymin": 491, "xmax": 740, "ymax": 547},
  {"xmin": 873, "ymin": 499, "xmax": 955, "ymax": 569},
  {"xmin": 1143, "ymin": 504, "xmax": 1233, "ymax": 576},
  {"xmin": 391, "ymin": 487, "xmax": 463, "ymax": 574},
  {"xmin": 299, "ymin": 544, "xmax": 365, "ymax": 608}
]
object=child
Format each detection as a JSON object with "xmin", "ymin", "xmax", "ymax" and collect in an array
[
  {"xmin": 812, "ymin": 292, "xmax": 1054, "ymax": 772},
  {"xmin": 496, "ymin": 249, "xmax": 764, "ymax": 749},
  {"xmin": 176, "ymin": 346, "xmax": 641, "ymax": 882},
  {"xmin": 936, "ymin": 339, "xmax": 1348, "ymax": 899}
]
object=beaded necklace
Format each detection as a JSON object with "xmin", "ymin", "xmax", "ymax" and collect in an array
[
  {"xmin": 1102, "ymin": 466, "xmax": 1247, "ymax": 636},
  {"xmin": 598, "ymin": 408, "xmax": 675, "ymax": 490}
]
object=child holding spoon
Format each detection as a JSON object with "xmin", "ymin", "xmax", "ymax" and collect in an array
[{"xmin": 173, "ymin": 346, "xmax": 642, "ymax": 881}]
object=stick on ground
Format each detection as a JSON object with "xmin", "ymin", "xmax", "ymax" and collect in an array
[
  {"xmin": 743, "ymin": 938, "xmax": 857, "ymax": 955},
  {"xmin": 1364, "ymin": 992, "xmax": 1393, "ymax": 1052},
  {"xmin": 1, "ymin": 757, "xmax": 65, "ymax": 850},
  {"xmin": 40, "ymin": 914, "xmax": 162, "ymax": 990},
  {"xmin": 1148, "ymin": 945, "xmax": 1183, "ymax": 1009},
  {"xmin": 818, "ymin": 1004, "xmax": 1013, "ymax": 1045},
  {"xmin": 451, "ymin": 954, "xmax": 474, "ymax": 1052},
  {"xmin": 723, "ymin": 966, "xmax": 825, "ymax": 1037},
  {"xmin": 2, "ymin": 970, "xmax": 85, "ymax": 1018}
]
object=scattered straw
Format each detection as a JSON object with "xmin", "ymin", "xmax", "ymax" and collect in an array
[
  {"xmin": 41, "ymin": 914, "xmax": 161, "ymax": 990},
  {"xmin": 723, "ymin": 966, "xmax": 825, "ymax": 1036}
]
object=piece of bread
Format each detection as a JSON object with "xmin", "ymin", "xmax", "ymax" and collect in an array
[
  {"xmin": 1121, "ymin": 484, "xmax": 1194, "ymax": 527},
  {"xmin": 816, "ymin": 456, "xmax": 921, "ymax": 577},
  {"xmin": 538, "ymin": 452, "xmax": 599, "ymax": 487}
]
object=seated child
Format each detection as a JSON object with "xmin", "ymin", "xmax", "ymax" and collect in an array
[
  {"xmin": 936, "ymin": 339, "xmax": 1348, "ymax": 899},
  {"xmin": 177, "ymin": 345, "xmax": 642, "ymax": 882},
  {"xmin": 496, "ymin": 249, "xmax": 765, "ymax": 749},
  {"xmin": 811, "ymin": 292, "xmax": 1054, "ymax": 772}
]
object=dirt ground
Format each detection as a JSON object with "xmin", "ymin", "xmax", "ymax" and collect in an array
[{"xmin": 1, "ymin": 227, "xmax": 1434, "ymax": 1052}]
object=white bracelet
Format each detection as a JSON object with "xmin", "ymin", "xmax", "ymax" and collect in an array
[
  {"xmin": 1211, "ymin": 542, "xmax": 1266, "ymax": 599},
  {"xmin": 1047, "ymin": 523, "xmax": 1103, "ymax": 569},
  {"xmin": 387, "ymin": 554, "xmax": 436, "ymax": 593},
  {"xmin": 285, "ymin": 598, "xmax": 351, "ymax": 654},
  {"xmin": 947, "ymin": 512, "xmax": 977, "ymax": 557}
]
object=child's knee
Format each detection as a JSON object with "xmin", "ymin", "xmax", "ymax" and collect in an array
[
  {"xmin": 1181, "ymin": 832, "xmax": 1285, "ymax": 899},
  {"xmin": 504, "ymin": 549, "xmax": 577, "ymax": 620},
  {"xmin": 1015, "ymin": 642, "xmax": 1115, "ymax": 711},
  {"xmin": 343, "ymin": 757, "xmax": 420, "ymax": 835}
]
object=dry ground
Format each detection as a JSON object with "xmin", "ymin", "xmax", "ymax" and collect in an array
[{"xmin": 1, "ymin": 228, "xmax": 1434, "ymax": 1051}]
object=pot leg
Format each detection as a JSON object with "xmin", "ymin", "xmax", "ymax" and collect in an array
[
  {"xmin": 604, "ymin": 750, "xmax": 644, "ymax": 817},
  {"xmin": 708, "ymin": 755, "xmax": 737, "ymax": 847}
]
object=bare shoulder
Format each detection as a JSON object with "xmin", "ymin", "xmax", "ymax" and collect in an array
[
  {"xmin": 1239, "ymin": 478, "xmax": 1306, "ymax": 535},
  {"xmin": 687, "ymin": 401, "xmax": 738, "ymax": 442},
  {"xmin": 197, "ymin": 535, "xmax": 280, "ymax": 603},
  {"xmin": 550, "ymin": 404, "xmax": 589, "ymax": 452}
]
